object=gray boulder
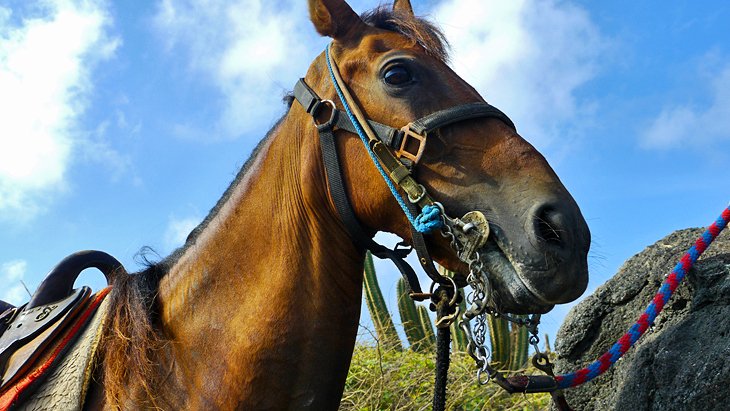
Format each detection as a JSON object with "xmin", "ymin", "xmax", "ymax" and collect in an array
[{"xmin": 554, "ymin": 228, "xmax": 730, "ymax": 411}]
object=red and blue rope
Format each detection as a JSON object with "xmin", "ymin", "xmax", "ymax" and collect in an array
[{"xmin": 555, "ymin": 205, "xmax": 730, "ymax": 389}]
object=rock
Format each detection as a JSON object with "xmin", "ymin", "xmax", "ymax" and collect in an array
[{"xmin": 554, "ymin": 228, "xmax": 730, "ymax": 410}]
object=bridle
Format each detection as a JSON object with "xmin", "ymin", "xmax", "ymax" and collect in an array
[{"xmin": 294, "ymin": 44, "xmax": 571, "ymax": 410}]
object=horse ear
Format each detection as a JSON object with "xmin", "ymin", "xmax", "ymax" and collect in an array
[
  {"xmin": 308, "ymin": 0, "xmax": 366, "ymax": 41},
  {"xmin": 392, "ymin": 0, "xmax": 414, "ymax": 16}
]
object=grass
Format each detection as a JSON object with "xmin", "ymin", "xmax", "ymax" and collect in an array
[{"xmin": 340, "ymin": 343, "xmax": 552, "ymax": 411}]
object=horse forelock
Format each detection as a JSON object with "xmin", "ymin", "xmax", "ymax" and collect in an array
[{"xmin": 361, "ymin": 6, "xmax": 449, "ymax": 62}]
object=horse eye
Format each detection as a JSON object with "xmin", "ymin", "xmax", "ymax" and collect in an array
[{"xmin": 383, "ymin": 66, "xmax": 412, "ymax": 86}]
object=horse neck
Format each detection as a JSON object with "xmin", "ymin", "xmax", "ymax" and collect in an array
[{"xmin": 155, "ymin": 104, "xmax": 366, "ymax": 408}]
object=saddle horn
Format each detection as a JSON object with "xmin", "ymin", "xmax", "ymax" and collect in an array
[{"xmin": 26, "ymin": 250, "xmax": 127, "ymax": 309}]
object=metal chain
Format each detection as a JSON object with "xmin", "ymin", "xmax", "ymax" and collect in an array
[{"xmin": 435, "ymin": 202, "xmax": 544, "ymax": 385}]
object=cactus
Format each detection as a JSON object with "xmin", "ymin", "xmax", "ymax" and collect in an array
[
  {"xmin": 487, "ymin": 316, "xmax": 511, "ymax": 370},
  {"xmin": 363, "ymin": 251, "xmax": 401, "ymax": 351},
  {"xmin": 397, "ymin": 277, "xmax": 429, "ymax": 352},
  {"xmin": 508, "ymin": 316, "xmax": 529, "ymax": 370},
  {"xmin": 417, "ymin": 305, "xmax": 436, "ymax": 349},
  {"xmin": 362, "ymin": 254, "xmax": 531, "ymax": 369}
]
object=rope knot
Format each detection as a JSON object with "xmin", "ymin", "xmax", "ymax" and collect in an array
[{"xmin": 414, "ymin": 204, "xmax": 443, "ymax": 233}]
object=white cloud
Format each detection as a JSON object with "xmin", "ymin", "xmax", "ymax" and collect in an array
[
  {"xmin": 431, "ymin": 0, "xmax": 606, "ymax": 150},
  {"xmin": 0, "ymin": 0, "xmax": 117, "ymax": 221},
  {"xmin": 164, "ymin": 214, "xmax": 202, "ymax": 251},
  {"xmin": 152, "ymin": 0, "xmax": 605, "ymax": 149},
  {"xmin": 153, "ymin": 0, "xmax": 326, "ymax": 139},
  {"xmin": 1, "ymin": 260, "xmax": 29, "ymax": 305},
  {"xmin": 641, "ymin": 64, "xmax": 730, "ymax": 150}
]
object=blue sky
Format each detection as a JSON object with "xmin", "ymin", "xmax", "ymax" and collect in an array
[{"xmin": 1, "ymin": 0, "xmax": 728, "ymax": 345}]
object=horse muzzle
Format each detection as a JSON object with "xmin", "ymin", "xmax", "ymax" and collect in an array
[{"xmin": 479, "ymin": 199, "xmax": 590, "ymax": 314}]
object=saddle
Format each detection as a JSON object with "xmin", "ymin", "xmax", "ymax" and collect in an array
[{"xmin": 0, "ymin": 251, "xmax": 126, "ymax": 410}]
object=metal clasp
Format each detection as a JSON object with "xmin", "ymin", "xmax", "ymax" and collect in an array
[
  {"xmin": 396, "ymin": 124, "xmax": 427, "ymax": 164},
  {"xmin": 449, "ymin": 211, "xmax": 491, "ymax": 262}
]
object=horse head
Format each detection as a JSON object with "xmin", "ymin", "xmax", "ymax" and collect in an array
[{"xmin": 303, "ymin": 0, "xmax": 590, "ymax": 315}]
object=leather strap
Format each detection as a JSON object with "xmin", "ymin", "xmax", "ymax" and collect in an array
[
  {"xmin": 313, "ymin": 102, "xmax": 425, "ymax": 294},
  {"xmin": 409, "ymin": 102, "xmax": 516, "ymax": 135},
  {"xmin": 294, "ymin": 79, "xmax": 402, "ymax": 149}
]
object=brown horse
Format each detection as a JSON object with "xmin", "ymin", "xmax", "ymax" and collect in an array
[{"xmin": 83, "ymin": 0, "xmax": 590, "ymax": 409}]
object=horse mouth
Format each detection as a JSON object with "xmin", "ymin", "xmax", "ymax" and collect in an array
[{"xmin": 478, "ymin": 240, "xmax": 556, "ymax": 314}]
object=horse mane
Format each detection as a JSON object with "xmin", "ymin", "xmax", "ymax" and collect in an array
[
  {"xmin": 99, "ymin": 263, "xmax": 170, "ymax": 408},
  {"xmin": 98, "ymin": 8, "xmax": 447, "ymax": 407},
  {"xmin": 98, "ymin": 115, "xmax": 288, "ymax": 407}
]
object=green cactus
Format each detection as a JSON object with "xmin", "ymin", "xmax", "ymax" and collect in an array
[
  {"xmin": 417, "ymin": 305, "xmax": 436, "ymax": 349},
  {"xmin": 363, "ymin": 251, "xmax": 401, "ymax": 351},
  {"xmin": 397, "ymin": 277, "xmax": 429, "ymax": 352},
  {"xmin": 362, "ymin": 254, "xmax": 531, "ymax": 369},
  {"xmin": 487, "ymin": 316, "xmax": 511, "ymax": 370},
  {"xmin": 508, "ymin": 316, "xmax": 529, "ymax": 370}
]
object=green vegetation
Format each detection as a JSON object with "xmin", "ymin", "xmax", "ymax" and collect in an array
[
  {"xmin": 357, "ymin": 256, "xmax": 545, "ymax": 409},
  {"xmin": 488, "ymin": 315, "xmax": 530, "ymax": 371},
  {"xmin": 341, "ymin": 344, "xmax": 551, "ymax": 410},
  {"xmin": 417, "ymin": 305, "xmax": 436, "ymax": 348}
]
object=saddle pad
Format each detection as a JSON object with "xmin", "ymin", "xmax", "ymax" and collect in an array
[{"xmin": 0, "ymin": 288, "xmax": 111, "ymax": 411}]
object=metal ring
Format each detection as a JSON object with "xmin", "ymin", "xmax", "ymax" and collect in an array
[
  {"xmin": 477, "ymin": 367, "xmax": 491, "ymax": 385},
  {"xmin": 312, "ymin": 99, "xmax": 337, "ymax": 128},
  {"xmin": 429, "ymin": 275, "xmax": 460, "ymax": 307}
]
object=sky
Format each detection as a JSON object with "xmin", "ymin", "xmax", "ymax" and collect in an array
[{"xmin": 1, "ymin": 0, "xmax": 728, "ymax": 348}]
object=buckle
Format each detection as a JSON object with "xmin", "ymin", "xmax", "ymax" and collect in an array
[{"xmin": 396, "ymin": 124, "xmax": 427, "ymax": 163}]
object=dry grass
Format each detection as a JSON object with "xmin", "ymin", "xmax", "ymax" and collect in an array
[{"xmin": 340, "ymin": 343, "xmax": 551, "ymax": 410}]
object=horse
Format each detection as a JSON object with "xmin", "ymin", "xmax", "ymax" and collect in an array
[{"xmin": 77, "ymin": 0, "xmax": 591, "ymax": 408}]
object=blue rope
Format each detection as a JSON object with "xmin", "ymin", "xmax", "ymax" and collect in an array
[{"xmin": 324, "ymin": 46, "xmax": 442, "ymax": 233}]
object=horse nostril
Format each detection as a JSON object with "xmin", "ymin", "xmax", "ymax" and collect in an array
[{"xmin": 533, "ymin": 205, "xmax": 567, "ymax": 249}]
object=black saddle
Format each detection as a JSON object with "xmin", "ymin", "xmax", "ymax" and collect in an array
[{"xmin": 0, "ymin": 250, "xmax": 127, "ymax": 390}]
